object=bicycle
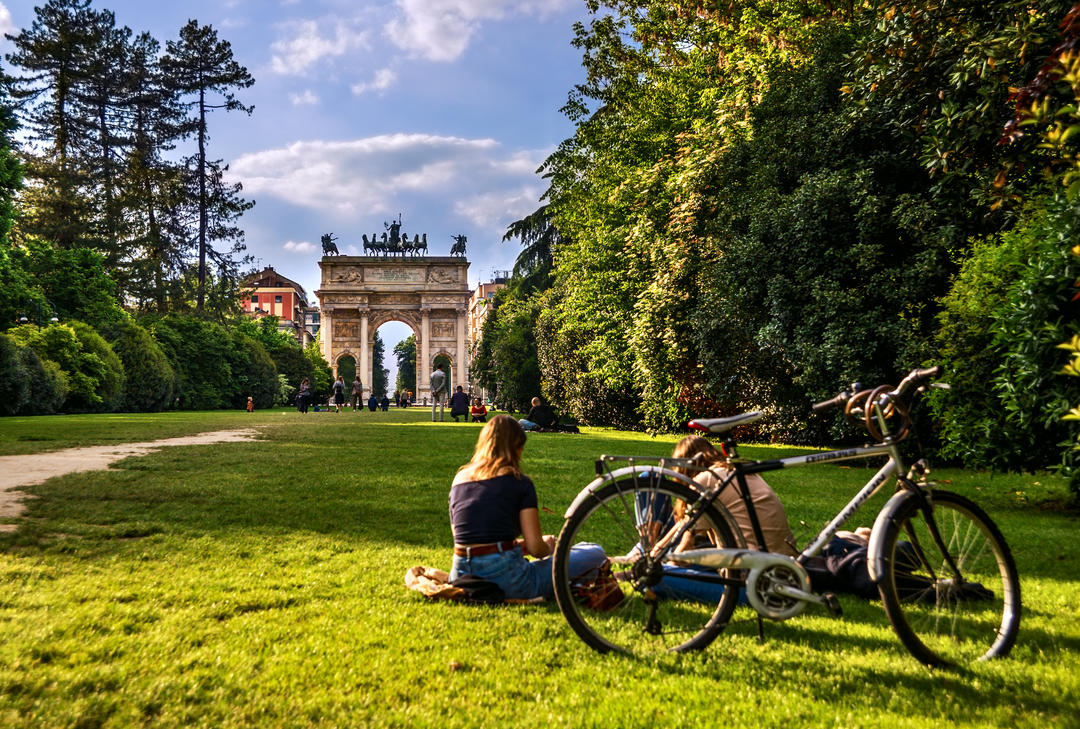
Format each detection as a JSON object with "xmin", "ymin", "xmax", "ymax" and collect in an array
[{"xmin": 551, "ymin": 367, "xmax": 1021, "ymax": 668}]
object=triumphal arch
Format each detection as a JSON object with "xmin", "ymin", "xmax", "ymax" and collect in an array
[{"xmin": 315, "ymin": 256, "xmax": 471, "ymax": 401}]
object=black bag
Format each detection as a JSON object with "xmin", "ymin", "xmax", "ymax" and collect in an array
[{"xmin": 449, "ymin": 574, "xmax": 506, "ymax": 604}]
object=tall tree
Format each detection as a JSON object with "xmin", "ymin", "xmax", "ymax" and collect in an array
[
  {"xmin": 161, "ymin": 20, "xmax": 254, "ymax": 313},
  {"xmin": 394, "ymin": 334, "xmax": 416, "ymax": 394},
  {"xmin": 372, "ymin": 330, "xmax": 389, "ymax": 396},
  {"xmin": 4, "ymin": 0, "xmax": 111, "ymax": 249},
  {"xmin": 117, "ymin": 32, "xmax": 189, "ymax": 313}
]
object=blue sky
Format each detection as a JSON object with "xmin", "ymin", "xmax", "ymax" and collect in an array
[{"xmin": 1, "ymin": 0, "xmax": 590, "ymax": 380}]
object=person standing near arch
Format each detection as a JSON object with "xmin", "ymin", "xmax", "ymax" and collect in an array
[
  {"xmin": 351, "ymin": 375, "xmax": 363, "ymax": 412},
  {"xmin": 430, "ymin": 363, "xmax": 448, "ymax": 422}
]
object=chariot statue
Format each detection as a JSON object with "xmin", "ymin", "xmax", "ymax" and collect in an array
[{"xmin": 321, "ymin": 233, "xmax": 340, "ymax": 256}]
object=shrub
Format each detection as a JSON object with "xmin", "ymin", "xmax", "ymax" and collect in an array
[
  {"xmin": 9, "ymin": 321, "xmax": 123, "ymax": 412},
  {"xmin": 230, "ymin": 332, "xmax": 279, "ymax": 410},
  {"xmin": 0, "ymin": 334, "xmax": 28, "ymax": 415},
  {"xmin": 17, "ymin": 345, "xmax": 66, "ymax": 414},
  {"xmin": 110, "ymin": 321, "xmax": 175, "ymax": 412},
  {"xmin": 931, "ymin": 197, "xmax": 1080, "ymax": 474},
  {"xmin": 148, "ymin": 315, "xmax": 236, "ymax": 409}
]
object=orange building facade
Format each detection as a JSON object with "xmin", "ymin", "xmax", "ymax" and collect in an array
[{"xmin": 243, "ymin": 266, "xmax": 316, "ymax": 345}]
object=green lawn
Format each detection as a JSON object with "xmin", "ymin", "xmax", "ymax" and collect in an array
[{"xmin": 0, "ymin": 408, "xmax": 1077, "ymax": 728}]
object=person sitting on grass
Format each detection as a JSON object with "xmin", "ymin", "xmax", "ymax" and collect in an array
[
  {"xmin": 470, "ymin": 398, "xmax": 488, "ymax": 423},
  {"xmin": 449, "ymin": 385, "xmax": 471, "ymax": 422},
  {"xmin": 448, "ymin": 415, "xmax": 606, "ymax": 600},
  {"xmin": 519, "ymin": 396, "xmax": 557, "ymax": 432}
]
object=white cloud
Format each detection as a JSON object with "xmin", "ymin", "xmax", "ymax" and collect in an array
[
  {"xmin": 0, "ymin": 3, "xmax": 14, "ymax": 39},
  {"xmin": 351, "ymin": 67, "xmax": 397, "ymax": 95},
  {"xmin": 229, "ymin": 134, "xmax": 545, "ymax": 232},
  {"xmin": 385, "ymin": 0, "xmax": 575, "ymax": 62},
  {"xmin": 284, "ymin": 240, "xmax": 318, "ymax": 253},
  {"xmin": 270, "ymin": 18, "xmax": 371, "ymax": 75},
  {"xmin": 289, "ymin": 89, "xmax": 320, "ymax": 106},
  {"xmin": 454, "ymin": 186, "xmax": 542, "ymax": 229}
]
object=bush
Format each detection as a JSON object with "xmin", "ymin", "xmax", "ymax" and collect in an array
[
  {"xmin": 931, "ymin": 197, "xmax": 1080, "ymax": 474},
  {"xmin": 17, "ymin": 345, "xmax": 66, "ymax": 415},
  {"xmin": 9, "ymin": 321, "xmax": 123, "ymax": 412},
  {"xmin": 110, "ymin": 321, "xmax": 175, "ymax": 412},
  {"xmin": 230, "ymin": 332, "xmax": 279, "ymax": 410},
  {"xmin": 0, "ymin": 334, "xmax": 28, "ymax": 415},
  {"xmin": 148, "ymin": 315, "xmax": 236, "ymax": 409}
]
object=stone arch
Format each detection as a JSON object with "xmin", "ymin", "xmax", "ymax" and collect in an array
[{"xmin": 315, "ymin": 255, "xmax": 470, "ymax": 402}]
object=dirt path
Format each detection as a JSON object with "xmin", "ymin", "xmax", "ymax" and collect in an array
[{"xmin": 0, "ymin": 429, "xmax": 261, "ymax": 532}]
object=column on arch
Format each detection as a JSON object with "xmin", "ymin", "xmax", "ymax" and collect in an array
[
  {"xmin": 420, "ymin": 310, "xmax": 431, "ymax": 402},
  {"xmin": 359, "ymin": 313, "xmax": 371, "ymax": 398},
  {"xmin": 323, "ymin": 309, "xmax": 335, "ymax": 377},
  {"xmin": 455, "ymin": 308, "xmax": 466, "ymax": 392}
]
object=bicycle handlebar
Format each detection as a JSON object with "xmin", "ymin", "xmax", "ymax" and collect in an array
[
  {"xmin": 811, "ymin": 391, "xmax": 850, "ymax": 413},
  {"xmin": 812, "ymin": 366, "xmax": 942, "ymax": 413}
]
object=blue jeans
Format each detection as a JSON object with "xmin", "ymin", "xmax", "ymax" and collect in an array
[
  {"xmin": 635, "ymin": 489, "xmax": 747, "ymax": 606},
  {"xmin": 519, "ymin": 418, "xmax": 538, "ymax": 431},
  {"xmin": 449, "ymin": 543, "xmax": 607, "ymax": 600}
]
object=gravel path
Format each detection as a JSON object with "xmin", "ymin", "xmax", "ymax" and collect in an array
[{"xmin": 0, "ymin": 429, "xmax": 261, "ymax": 532}]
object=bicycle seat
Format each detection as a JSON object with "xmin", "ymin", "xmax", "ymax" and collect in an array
[{"xmin": 688, "ymin": 411, "xmax": 763, "ymax": 434}]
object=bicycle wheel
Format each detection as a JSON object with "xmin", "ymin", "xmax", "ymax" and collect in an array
[
  {"xmin": 553, "ymin": 476, "xmax": 742, "ymax": 656},
  {"xmin": 876, "ymin": 489, "xmax": 1020, "ymax": 668}
]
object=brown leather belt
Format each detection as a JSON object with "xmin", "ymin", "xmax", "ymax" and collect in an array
[{"xmin": 454, "ymin": 540, "xmax": 518, "ymax": 558}]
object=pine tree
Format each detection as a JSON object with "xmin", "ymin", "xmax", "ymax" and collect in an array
[
  {"xmin": 117, "ymin": 32, "xmax": 189, "ymax": 313},
  {"xmin": 4, "ymin": 0, "xmax": 109, "ymax": 249},
  {"xmin": 161, "ymin": 20, "xmax": 254, "ymax": 313}
]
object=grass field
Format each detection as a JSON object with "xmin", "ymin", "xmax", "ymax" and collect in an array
[{"xmin": 1, "ymin": 407, "xmax": 1078, "ymax": 728}]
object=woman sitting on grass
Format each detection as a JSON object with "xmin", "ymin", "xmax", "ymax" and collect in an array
[{"xmin": 449, "ymin": 415, "xmax": 605, "ymax": 599}]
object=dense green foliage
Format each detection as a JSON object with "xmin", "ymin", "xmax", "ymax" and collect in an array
[
  {"xmin": 394, "ymin": 334, "xmax": 416, "ymax": 395},
  {"xmin": 372, "ymin": 331, "xmax": 389, "ymax": 396},
  {"xmin": 0, "ymin": 334, "xmax": 28, "ymax": 415},
  {"xmin": 108, "ymin": 321, "xmax": 175, "ymax": 412},
  {"xmin": 147, "ymin": 315, "xmax": 274, "ymax": 410},
  {"xmin": 467, "ymin": 1, "xmax": 1080, "ymax": 490},
  {"xmin": 9, "ymin": 321, "xmax": 123, "ymax": 412}
]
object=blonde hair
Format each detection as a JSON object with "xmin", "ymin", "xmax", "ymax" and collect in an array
[{"xmin": 459, "ymin": 415, "xmax": 527, "ymax": 480}]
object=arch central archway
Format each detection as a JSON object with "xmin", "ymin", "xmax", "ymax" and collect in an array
[{"xmin": 315, "ymin": 256, "xmax": 471, "ymax": 401}]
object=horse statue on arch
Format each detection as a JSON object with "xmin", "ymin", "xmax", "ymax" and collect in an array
[
  {"xmin": 450, "ymin": 234, "xmax": 467, "ymax": 257},
  {"xmin": 321, "ymin": 233, "xmax": 340, "ymax": 256}
]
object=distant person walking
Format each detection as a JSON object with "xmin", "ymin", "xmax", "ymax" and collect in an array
[
  {"xmin": 333, "ymin": 375, "xmax": 346, "ymax": 413},
  {"xmin": 297, "ymin": 378, "xmax": 311, "ymax": 414},
  {"xmin": 351, "ymin": 376, "xmax": 363, "ymax": 411},
  {"xmin": 430, "ymin": 363, "xmax": 448, "ymax": 422}
]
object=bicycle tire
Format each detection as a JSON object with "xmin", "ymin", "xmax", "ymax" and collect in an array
[
  {"xmin": 553, "ymin": 476, "xmax": 741, "ymax": 656},
  {"xmin": 875, "ymin": 489, "xmax": 1020, "ymax": 668}
]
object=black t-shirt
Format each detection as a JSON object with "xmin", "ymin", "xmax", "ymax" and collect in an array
[
  {"xmin": 526, "ymin": 404, "xmax": 556, "ymax": 427},
  {"xmin": 449, "ymin": 474, "xmax": 538, "ymax": 544}
]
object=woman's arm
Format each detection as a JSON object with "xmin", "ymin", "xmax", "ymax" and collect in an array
[{"xmin": 518, "ymin": 508, "xmax": 554, "ymax": 558}]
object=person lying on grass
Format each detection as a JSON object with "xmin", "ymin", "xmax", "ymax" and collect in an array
[
  {"xmin": 627, "ymin": 435, "xmax": 877, "ymax": 603},
  {"xmin": 448, "ymin": 415, "xmax": 605, "ymax": 599}
]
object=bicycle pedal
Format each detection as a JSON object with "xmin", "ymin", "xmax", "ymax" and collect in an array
[{"xmin": 823, "ymin": 593, "xmax": 842, "ymax": 617}]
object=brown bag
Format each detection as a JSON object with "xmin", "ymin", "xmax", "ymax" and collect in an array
[{"xmin": 572, "ymin": 560, "xmax": 625, "ymax": 612}]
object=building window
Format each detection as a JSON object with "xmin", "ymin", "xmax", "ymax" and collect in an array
[
  {"xmin": 251, "ymin": 295, "xmax": 258, "ymax": 303},
  {"xmin": 275, "ymin": 295, "xmax": 283, "ymax": 303}
]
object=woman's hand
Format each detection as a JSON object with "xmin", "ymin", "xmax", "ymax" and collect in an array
[{"xmin": 519, "ymin": 508, "xmax": 551, "ymax": 558}]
